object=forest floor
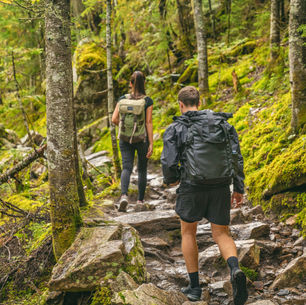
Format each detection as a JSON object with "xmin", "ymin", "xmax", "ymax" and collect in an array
[{"xmin": 98, "ymin": 164, "xmax": 306, "ymax": 305}]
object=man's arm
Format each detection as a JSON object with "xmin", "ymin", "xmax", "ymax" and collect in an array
[{"xmin": 161, "ymin": 125, "xmax": 180, "ymax": 185}]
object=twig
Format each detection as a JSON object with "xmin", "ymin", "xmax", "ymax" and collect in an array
[
  {"xmin": 4, "ymin": 245, "xmax": 11, "ymax": 261},
  {"xmin": 12, "ymin": 51, "xmax": 37, "ymax": 152},
  {"xmin": 85, "ymin": 159, "xmax": 105, "ymax": 175},
  {"xmin": 93, "ymin": 88, "xmax": 109, "ymax": 97}
]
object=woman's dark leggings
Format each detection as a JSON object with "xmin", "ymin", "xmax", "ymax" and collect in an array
[{"xmin": 119, "ymin": 140, "xmax": 148, "ymax": 201}]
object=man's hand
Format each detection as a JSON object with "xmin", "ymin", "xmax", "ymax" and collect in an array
[
  {"xmin": 162, "ymin": 180, "xmax": 180, "ymax": 188},
  {"xmin": 146, "ymin": 143, "xmax": 153, "ymax": 159},
  {"xmin": 231, "ymin": 192, "xmax": 243, "ymax": 208}
]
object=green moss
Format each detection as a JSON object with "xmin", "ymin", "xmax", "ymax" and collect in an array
[
  {"xmin": 91, "ymin": 287, "xmax": 112, "ymax": 305},
  {"xmin": 240, "ymin": 265, "xmax": 258, "ymax": 281},
  {"xmin": 122, "ymin": 229, "xmax": 146, "ymax": 284}
]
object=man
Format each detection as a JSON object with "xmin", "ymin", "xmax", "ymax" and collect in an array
[{"xmin": 161, "ymin": 86, "xmax": 248, "ymax": 304}]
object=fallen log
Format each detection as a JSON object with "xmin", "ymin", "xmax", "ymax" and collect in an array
[{"xmin": 0, "ymin": 144, "xmax": 46, "ymax": 184}]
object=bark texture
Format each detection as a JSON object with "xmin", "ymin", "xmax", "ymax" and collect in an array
[
  {"xmin": 289, "ymin": 0, "xmax": 306, "ymax": 132},
  {"xmin": 208, "ymin": 0, "xmax": 216, "ymax": 41},
  {"xmin": 192, "ymin": 0, "xmax": 209, "ymax": 96},
  {"xmin": 270, "ymin": 0, "xmax": 281, "ymax": 61},
  {"xmin": 176, "ymin": 0, "xmax": 194, "ymax": 55},
  {"xmin": 45, "ymin": 0, "xmax": 82, "ymax": 260},
  {"xmin": 106, "ymin": 0, "xmax": 121, "ymax": 179}
]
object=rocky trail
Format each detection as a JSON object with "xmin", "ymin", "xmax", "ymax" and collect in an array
[
  {"xmin": 44, "ymin": 155, "xmax": 305, "ymax": 305},
  {"xmin": 104, "ymin": 167, "xmax": 306, "ymax": 305}
]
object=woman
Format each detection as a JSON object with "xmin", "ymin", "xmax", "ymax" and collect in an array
[{"xmin": 112, "ymin": 71, "xmax": 153, "ymax": 211}]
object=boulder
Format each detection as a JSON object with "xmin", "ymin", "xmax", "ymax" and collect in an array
[
  {"xmin": 208, "ymin": 280, "xmax": 232, "ymax": 296},
  {"xmin": 85, "ymin": 153, "xmax": 112, "ymax": 168},
  {"xmin": 230, "ymin": 222, "xmax": 270, "ymax": 240},
  {"xmin": 112, "ymin": 283, "xmax": 188, "ymax": 305},
  {"xmin": 230, "ymin": 209, "xmax": 246, "ymax": 224},
  {"xmin": 48, "ymin": 224, "xmax": 146, "ymax": 292},
  {"xmin": 149, "ymin": 177, "xmax": 164, "ymax": 188},
  {"xmin": 108, "ymin": 271, "xmax": 139, "ymax": 293},
  {"xmin": 114, "ymin": 210, "xmax": 180, "ymax": 234},
  {"xmin": 20, "ymin": 130, "xmax": 44, "ymax": 146},
  {"xmin": 270, "ymin": 254, "xmax": 306, "ymax": 290},
  {"xmin": 199, "ymin": 239, "xmax": 260, "ymax": 270},
  {"xmin": 78, "ymin": 116, "xmax": 109, "ymax": 147}
]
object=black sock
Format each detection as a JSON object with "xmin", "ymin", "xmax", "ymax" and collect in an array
[
  {"xmin": 188, "ymin": 271, "xmax": 199, "ymax": 288},
  {"xmin": 227, "ymin": 256, "xmax": 239, "ymax": 276}
]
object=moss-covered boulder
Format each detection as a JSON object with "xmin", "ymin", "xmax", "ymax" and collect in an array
[
  {"xmin": 74, "ymin": 40, "xmax": 127, "ymax": 128},
  {"xmin": 48, "ymin": 223, "xmax": 146, "ymax": 292}
]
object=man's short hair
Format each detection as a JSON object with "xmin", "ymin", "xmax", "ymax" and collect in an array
[{"xmin": 178, "ymin": 86, "xmax": 200, "ymax": 107}]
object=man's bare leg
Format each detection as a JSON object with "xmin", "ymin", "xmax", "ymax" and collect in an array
[
  {"xmin": 181, "ymin": 220, "xmax": 198, "ymax": 273},
  {"xmin": 180, "ymin": 220, "xmax": 202, "ymax": 301},
  {"xmin": 211, "ymin": 223, "xmax": 237, "ymax": 260},
  {"xmin": 211, "ymin": 223, "xmax": 248, "ymax": 305}
]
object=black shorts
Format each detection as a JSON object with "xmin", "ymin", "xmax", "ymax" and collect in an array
[{"xmin": 175, "ymin": 183, "xmax": 231, "ymax": 225}]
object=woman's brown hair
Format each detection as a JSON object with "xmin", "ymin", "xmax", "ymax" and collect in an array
[{"xmin": 130, "ymin": 71, "xmax": 146, "ymax": 98}]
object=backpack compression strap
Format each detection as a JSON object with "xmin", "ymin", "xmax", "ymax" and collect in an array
[
  {"xmin": 129, "ymin": 114, "xmax": 138, "ymax": 144},
  {"xmin": 118, "ymin": 113, "xmax": 126, "ymax": 140}
]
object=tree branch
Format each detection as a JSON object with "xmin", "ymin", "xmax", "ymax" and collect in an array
[{"xmin": 0, "ymin": 144, "xmax": 46, "ymax": 184}]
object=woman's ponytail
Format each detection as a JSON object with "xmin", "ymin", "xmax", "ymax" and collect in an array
[{"xmin": 130, "ymin": 71, "xmax": 146, "ymax": 99}]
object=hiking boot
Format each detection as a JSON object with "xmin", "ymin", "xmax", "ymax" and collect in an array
[
  {"xmin": 118, "ymin": 195, "xmax": 128, "ymax": 212},
  {"xmin": 231, "ymin": 269, "xmax": 248, "ymax": 305},
  {"xmin": 181, "ymin": 285, "xmax": 202, "ymax": 302}
]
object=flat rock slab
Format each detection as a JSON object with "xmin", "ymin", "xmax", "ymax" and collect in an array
[
  {"xmin": 270, "ymin": 254, "xmax": 306, "ymax": 290},
  {"xmin": 230, "ymin": 222, "xmax": 270, "ymax": 240},
  {"xmin": 112, "ymin": 283, "xmax": 188, "ymax": 305},
  {"xmin": 49, "ymin": 224, "xmax": 146, "ymax": 292},
  {"xmin": 248, "ymin": 301, "xmax": 276, "ymax": 305},
  {"xmin": 114, "ymin": 210, "xmax": 180, "ymax": 234},
  {"xmin": 199, "ymin": 239, "xmax": 260, "ymax": 269},
  {"xmin": 141, "ymin": 237, "xmax": 169, "ymax": 249}
]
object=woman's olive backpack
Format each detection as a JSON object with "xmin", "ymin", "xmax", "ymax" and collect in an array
[{"xmin": 118, "ymin": 94, "xmax": 146, "ymax": 143}]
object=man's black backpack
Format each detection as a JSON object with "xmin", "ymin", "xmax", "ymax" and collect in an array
[{"xmin": 177, "ymin": 110, "xmax": 238, "ymax": 185}]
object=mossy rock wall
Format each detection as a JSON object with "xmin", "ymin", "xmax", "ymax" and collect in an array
[{"xmin": 74, "ymin": 40, "xmax": 128, "ymax": 128}]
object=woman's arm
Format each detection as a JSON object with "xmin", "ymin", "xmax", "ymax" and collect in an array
[
  {"xmin": 112, "ymin": 103, "xmax": 120, "ymax": 125},
  {"xmin": 145, "ymin": 105, "xmax": 153, "ymax": 158}
]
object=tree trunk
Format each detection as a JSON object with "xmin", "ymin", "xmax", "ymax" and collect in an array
[
  {"xmin": 270, "ymin": 0, "xmax": 281, "ymax": 61},
  {"xmin": 71, "ymin": 0, "xmax": 85, "ymax": 42},
  {"xmin": 73, "ymin": 97, "xmax": 87, "ymax": 207},
  {"xmin": 226, "ymin": 0, "xmax": 232, "ymax": 46},
  {"xmin": 289, "ymin": 0, "xmax": 306, "ymax": 132},
  {"xmin": 106, "ymin": 0, "xmax": 121, "ymax": 179},
  {"xmin": 176, "ymin": 0, "xmax": 194, "ymax": 56},
  {"xmin": 208, "ymin": 0, "xmax": 216, "ymax": 41},
  {"xmin": 192, "ymin": 0, "xmax": 209, "ymax": 97},
  {"xmin": 45, "ymin": 0, "xmax": 82, "ymax": 261}
]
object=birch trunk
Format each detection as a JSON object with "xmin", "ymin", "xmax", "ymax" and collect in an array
[
  {"xmin": 289, "ymin": 0, "xmax": 306, "ymax": 132},
  {"xmin": 45, "ymin": 0, "xmax": 82, "ymax": 260},
  {"xmin": 270, "ymin": 0, "xmax": 281, "ymax": 61},
  {"xmin": 192, "ymin": 0, "xmax": 209, "ymax": 97},
  {"xmin": 106, "ymin": 0, "xmax": 121, "ymax": 179}
]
